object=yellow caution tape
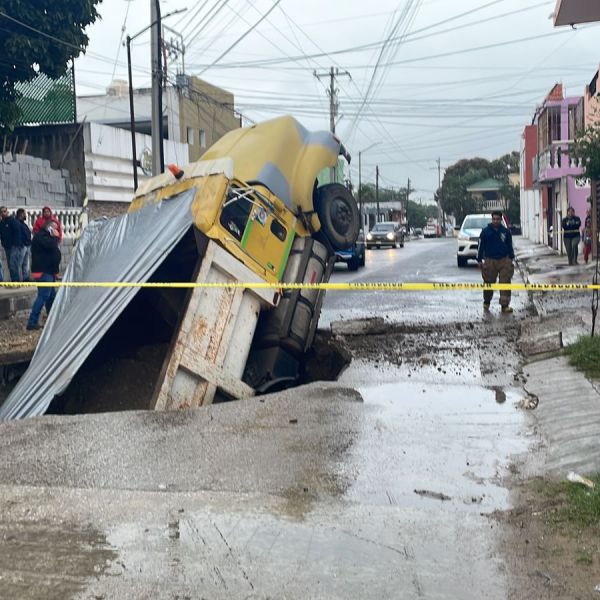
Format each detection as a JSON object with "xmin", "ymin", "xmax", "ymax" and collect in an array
[{"xmin": 0, "ymin": 281, "xmax": 599, "ymax": 291}]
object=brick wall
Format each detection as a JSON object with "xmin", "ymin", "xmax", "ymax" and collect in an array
[{"xmin": 0, "ymin": 153, "xmax": 78, "ymax": 207}]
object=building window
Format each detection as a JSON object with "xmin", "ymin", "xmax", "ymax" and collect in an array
[
  {"xmin": 199, "ymin": 129, "xmax": 206, "ymax": 148},
  {"xmin": 186, "ymin": 127, "xmax": 194, "ymax": 145}
]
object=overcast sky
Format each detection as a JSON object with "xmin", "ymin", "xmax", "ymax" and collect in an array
[{"xmin": 74, "ymin": 0, "xmax": 600, "ymax": 199}]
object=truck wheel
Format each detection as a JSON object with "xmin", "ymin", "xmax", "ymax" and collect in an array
[
  {"xmin": 348, "ymin": 257, "xmax": 359, "ymax": 271},
  {"xmin": 359, "ymin": 252, "xmax": 365, "ymax": 267},
  {"xmin": 315, "ymin": 184, "xmax": 359, "ymax": 251},
  {"xmin": 457, "ymin": 256, "xmax": 467, "ymax": 267}
]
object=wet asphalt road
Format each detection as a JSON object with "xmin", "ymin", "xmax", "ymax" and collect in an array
[
  {"xmin": 0, "ymin": 236, "xmax": 534, "ymax": 599},
  {"xmin": 322, "ymin": 236, "xmax": 528, "ymax": 326}
]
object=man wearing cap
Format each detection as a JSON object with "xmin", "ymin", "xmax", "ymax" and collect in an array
[{"xmin": 477, "ymin": 210, "xmax": 515, "ymax": 314}]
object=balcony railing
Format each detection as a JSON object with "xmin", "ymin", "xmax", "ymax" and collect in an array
[
  {"xmin": 538, "ymin": 141, "xmax": 583, "ymax": 173},
  {"xmin": 481, "ymin": 199, "xmax": 504, "ymax": 211}
]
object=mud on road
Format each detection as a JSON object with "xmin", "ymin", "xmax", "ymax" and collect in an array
[{"xmin": 326, "ymin": 315, "xmax": 523, "ymax": 388}]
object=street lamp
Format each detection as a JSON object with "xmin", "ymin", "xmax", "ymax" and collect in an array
[
  {"xmin": 358, "ymin": 141, "xmax": 381, "ymax": 232},
  {"xmin": 125, "ymin": 7, "xmax": 186, "ymax": 189}
]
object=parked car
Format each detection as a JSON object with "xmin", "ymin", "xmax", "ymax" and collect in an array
[
  {"xmin": 335, "ymin": 230, "xmax": 366, "ymax": 270},
  {"xmin": 456, "ymin": 212, "xmax": 510, "ymax": 267},
  {"xmin": 366, "ymin": 222, "xmax": 404, "ymax": 249},
  {"xmin": 457, "ymin": 214, "xmax": 490, "ymax": 267}
]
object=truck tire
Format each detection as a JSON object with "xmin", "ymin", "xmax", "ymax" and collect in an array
[
  {"xmin": 348, "ymin": 257, "xmax": 359, "ymax": 271},
  {"xmin": 315, "ymin": 184, "xmax": 359, "ymax": 251}
]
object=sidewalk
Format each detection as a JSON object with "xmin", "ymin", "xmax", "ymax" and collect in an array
[
  {"xmin": 514, "ymin": 236, "xmax": 597, "ymax": 323},
  {"xmin": 513, "ymin": 236, "xmax": 600, "ymax": 478}
]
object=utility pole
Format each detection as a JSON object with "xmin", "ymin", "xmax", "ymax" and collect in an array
[
  {"xmin": 376, "ymin": 166, "xmax": 380, "ymax": 223},
  {"xmin": 314, "ymin": 67, "xmax": 351, "ymax": 181},
  {"xmin": 406, "ymin": 177, "xmax": 411, "ymax": 230},
  {"xmin": 150, "ymin": 0, "xmax": 164, "ymax": 175},
  {"xmin": 436, "ymin": 157, "xmax": 445, "ymax": 236}
]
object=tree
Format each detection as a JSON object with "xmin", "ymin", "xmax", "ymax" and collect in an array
[
  {"xmin": 439, "ymin": 152, "xmax": 520, "ymax": 224},
  {"xmin": 0, "ymin": 0, "xmax": 102, "ymax": 134},
  {"xmin": 406, "ymin": 200, "xmax": 437, "ymax": 229},
  {"xmin": 438, "ymin": 159, "xmax": 489, "ymax": 223},
  {"xmin": 572, "ymin": 122, "xmax": 600, "ymax": 181}
]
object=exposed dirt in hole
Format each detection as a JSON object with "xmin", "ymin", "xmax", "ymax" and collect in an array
[
  {"xmin": 300, "ymin": 331, "xmax": 352, "ymax": 385},
  {"xmin": 495, "ymin": 477, "xmax": 600, "ymax": 600},
  {"xmin": 0, "ymin": 314, "xmax": 40, "ymax": 364}
]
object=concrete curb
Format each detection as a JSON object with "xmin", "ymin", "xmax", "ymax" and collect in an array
[{"xmin": 514, "ymin": 254, "xmax": 545, "ymax": 318}]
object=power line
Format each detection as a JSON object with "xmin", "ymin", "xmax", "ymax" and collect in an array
[
  {"xmin": 196, "ymin": 0, "xmax": 283, "ymax": 76},
  {"xmin": 184, "ymin": 1, "xmax": 554, "ymax": 70}
]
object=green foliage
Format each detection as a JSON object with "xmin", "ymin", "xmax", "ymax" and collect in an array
[
  {"xmin": 565, "ymin": 335, "xmax": 600, "ymax": 379},
  {"xmin": 406, "ymin": 200, "xmax": 437, "ymax": 229},
  {"xmin": 502, "ymin": 181, "xmax": 521, "ymax": 225},
  {"xmin": 572, "ymin": 123, "xmax": 600, "ymax": 181},
  {"xmin": 439, "ymin": 152, "xmax": 520, "ymax": 223},
  {"xmin": 358, "ymin": 183, "xmax": 437, "ymax": 228},
  {"xmin": 0, "ymin": 0, "xmax": 102, "ymax": 134},
  {"xmin": 535, "ymin": 474, "xmax": 600, "ymax": 528}
]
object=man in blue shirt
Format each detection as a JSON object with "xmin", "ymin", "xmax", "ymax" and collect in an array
[{"xmin": 477, "ymin": 210, "xmax": 515, "ymax": 314}]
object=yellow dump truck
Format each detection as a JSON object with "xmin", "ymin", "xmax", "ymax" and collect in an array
[{"xmin": 0, "ymin": 116, "xmax": 359, "ymax": 419}]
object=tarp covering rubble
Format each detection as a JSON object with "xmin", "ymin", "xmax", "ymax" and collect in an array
[{"xmin": 0, "ymin": 188, "xmax": 197, "ymax": 420}]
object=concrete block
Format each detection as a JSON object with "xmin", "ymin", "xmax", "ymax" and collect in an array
[{"xmin": 519, "ymin": 331, "xmax": 563, "ymax": 356}]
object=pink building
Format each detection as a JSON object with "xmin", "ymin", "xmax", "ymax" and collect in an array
[{"xmin": 531, "ymin": 84, "xmax": 590, "ymax": 251}]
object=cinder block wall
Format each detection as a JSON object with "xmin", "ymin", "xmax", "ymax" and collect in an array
[{"xmin": 0, "ymin": 153, "xmax": 78, "ymax": 207}]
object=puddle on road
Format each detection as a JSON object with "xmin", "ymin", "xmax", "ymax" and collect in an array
[{"xmin": 342, "ymin": 380, "xmax": 530, "ymax": 513}]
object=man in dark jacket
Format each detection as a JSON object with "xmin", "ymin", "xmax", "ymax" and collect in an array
[
  {"xmin": 26, "ymin": 220, "xmax": 61, "ymax": 331},
  {"xmin": 561, "ymin": 206, "xmax": 581, "ymax": 265},
  {"xmin": 477, "ymin": 210, "xmax": 515, "ymax": 314},
  {"xmin": 0, "ymin": 205, "xmax": 18, "ymax": 281},
  {"xmin": 10, "ymin": 208, "xmax": 32, "ymax": 282}
]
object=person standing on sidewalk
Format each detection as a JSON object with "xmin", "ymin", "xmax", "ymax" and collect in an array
[
  {"xmin": 11, "ymin": 209, "xmax": 32, "ymax": 281},
  {"xmin": 0, "ymin": 206, "xmax": 22, "ymax": 281},
  {"xmin": 582, "ymin": 208, "xmax": 593, "ymax": 265},
  {"xmin": 561, "ymin": 207, "xmax": 581, "ymax": 265},
  {"xmin": 26, "ymin": 220, "xmax": 61, "ymax": 331},
  {"xmin": 477, "ymin": 210, "xmax": 515, "ymax": 314}
]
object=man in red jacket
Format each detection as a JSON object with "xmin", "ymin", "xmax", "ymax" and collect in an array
[{"xmin": 32, "ymin": 206, "xmax": 63, "ymax": 242}]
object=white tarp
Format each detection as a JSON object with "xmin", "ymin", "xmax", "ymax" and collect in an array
[{"xmin": 0, "ymin": 188, "xmax": 196, "ymax": 420}]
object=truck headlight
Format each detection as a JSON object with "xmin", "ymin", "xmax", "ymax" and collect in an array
[
  {"xmin": 386, "ymin": 232, "xmax": 394, "ymax": 240},
  {"xmin": 366, "ymin": 233, "xmax": 373, "ymax": 241},
  {"xmin": 457, "ymin": 233, "xmax": 469, "ymax": 241}
]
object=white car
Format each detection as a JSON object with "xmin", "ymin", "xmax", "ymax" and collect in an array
[{"xmin": 456, "ymin": 214, "xmax": 491, "ymax": 267}]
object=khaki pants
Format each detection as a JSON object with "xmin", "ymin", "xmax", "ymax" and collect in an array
[{"xmin": 481, "ymin": 257, "xmax": 514, "ymax": 307}]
